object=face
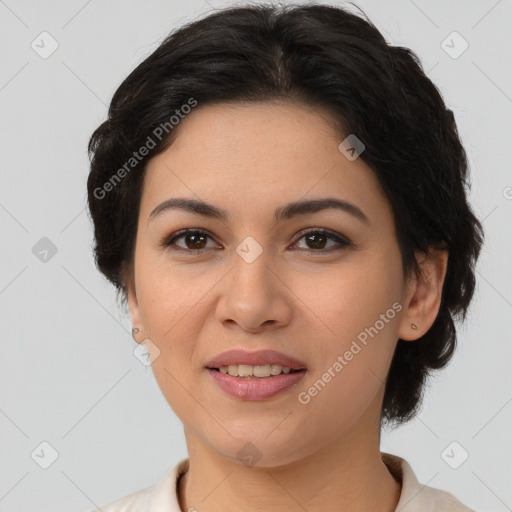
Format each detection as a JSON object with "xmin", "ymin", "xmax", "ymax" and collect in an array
[{"xmin": 126, "ymin": 101, "xmax": 419, "ymax": 467}]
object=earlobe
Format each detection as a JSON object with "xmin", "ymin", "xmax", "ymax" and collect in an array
[
  {"xmin": 123, "ymin": 265, "xmax": 145, "ymax": 344},
  {"xmin": 398, "ymin": 248, "xmax": 448, "ymax": 341}
]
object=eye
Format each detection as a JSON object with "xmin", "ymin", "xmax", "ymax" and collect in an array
[
  {"xmin": 162, "ymin": 229, "xmax": 220, "ymax": 253},
  {"xmin": 291, "ymin": 228, "xmax": 351, "ymax": 253}
]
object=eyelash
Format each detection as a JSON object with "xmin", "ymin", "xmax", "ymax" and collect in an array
[{"xmin": 162, "ymin": 228, "xmax": 351, "ymax": 254}]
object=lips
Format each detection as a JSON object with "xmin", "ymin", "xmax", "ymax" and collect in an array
[
  {"xmin": 207, "ymin": 367, "xmax": 307, "ymax": 400},
  {"xmin": 205, "ymin": 349, "xmax": 307, "ymax": 371}
]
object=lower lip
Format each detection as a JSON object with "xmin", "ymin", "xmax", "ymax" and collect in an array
[{"xmin": 206, "ymin": 368, "xmax": 307, "ymax": 400}]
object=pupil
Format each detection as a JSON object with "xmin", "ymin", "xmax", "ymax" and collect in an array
[
  {"xmin": 306, "ymin": 234, "xmax": 326, "ymax": 249},
  {"xmin": 187, "ymin": 234, "xmax": 206, "ymax": 249}
]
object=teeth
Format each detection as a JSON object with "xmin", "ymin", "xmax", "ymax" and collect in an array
[{"xmin": 219, "ymin": 364, "xmax": 293, "ymax": 378}]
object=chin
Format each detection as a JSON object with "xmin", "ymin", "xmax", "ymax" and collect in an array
[{"xmin": 207, "ymin": 431, "xmax": 310, "ymax": 469}]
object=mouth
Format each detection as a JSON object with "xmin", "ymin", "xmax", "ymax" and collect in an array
[
  {"xmin": 207, "ymin": 364, "xmax": 304, "ymax": 378},
  {"xmin": 204, "ymin": 348, "xmax": 307, "ymax": 372},
  {"xmin": 206, "ymin": 365, "xmax": 307, "ymax": 402},
  {"xmin": 204, "ymin": 349, "xmax": 308, "ymax": 400}
]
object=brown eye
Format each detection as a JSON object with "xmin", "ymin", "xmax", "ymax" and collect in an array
[
  {"xmin": 292, "ymin": 229, "xmax": 351, "ymax": 252},
  {"xmin": 163, "ymin": 229, "xmax": 219, "ymax": 252}
]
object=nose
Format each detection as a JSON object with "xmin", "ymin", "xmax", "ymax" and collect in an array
[{"xmin": 215, "ymin": 248, "xmax": 293, "ymax": 334}]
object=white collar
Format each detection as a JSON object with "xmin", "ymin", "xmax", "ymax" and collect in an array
[{"xmin": 104, "ymin": 452, "xmax": 473, "ymax": 511}]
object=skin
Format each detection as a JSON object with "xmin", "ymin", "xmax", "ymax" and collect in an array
[{"xmin": 124, "ymin": 101, "xmax": 448, "ymax": 512}]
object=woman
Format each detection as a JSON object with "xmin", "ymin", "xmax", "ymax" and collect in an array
[{"xmin": 87, "ymin": 3, "xmax": 483, "ymax": 511}]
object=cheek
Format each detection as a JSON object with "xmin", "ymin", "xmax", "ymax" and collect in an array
[
  {"xmin": 134, "ymin": 265, "xmax": 197, "ymax": 369},
  {"xmin": 292, "ymin": 253, "xmax": 402, "ymax": 404},
  {"xmin": 289, "ymin": 252, "xmax": 402, "ymax": 342},
  {"xmin": 298, "ymin": 309, "xmax": 400, "ymax": 434},
  {"xmin": 135, "ymin": 268, "xmax": 200, "ymax": 418},
  {"xmin": 136, "ymin": 253, "xmax": 219, "ymax": 336},
  {"xmin": 133, "ymin": 257, "xmax": 227, "ymax": 397}
]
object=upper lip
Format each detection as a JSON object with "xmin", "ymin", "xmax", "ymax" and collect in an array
[{"xmin": 205, "ymin": 349, "xmax": 307, "ymax": 370}]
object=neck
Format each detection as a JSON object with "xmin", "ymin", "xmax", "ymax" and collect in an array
[{"xmin": 178, "ymin": 420, "xmax": 401, "ymax": 512}]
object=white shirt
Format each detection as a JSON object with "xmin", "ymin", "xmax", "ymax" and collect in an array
[{"xmin": 91, "ymin": 452, "xmax": 475, "ymax": 511}]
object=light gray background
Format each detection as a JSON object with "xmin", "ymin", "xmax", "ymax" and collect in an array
[{"xmin": 0, "ymin": 0, "xmax": 511, "ymax": 511}]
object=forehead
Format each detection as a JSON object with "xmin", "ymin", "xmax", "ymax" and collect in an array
[{"xmin": 141, "ymin": 101, "xmax": 392, "ymax": 227}]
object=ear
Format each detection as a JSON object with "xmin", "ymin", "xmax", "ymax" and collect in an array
[
  {"xmin": 398, "ymin": 247, "xmax": 449, "ymax": 341},
  {"xmin": 123, "ymin": 263, "xmax": 144, "ymax": 344}
]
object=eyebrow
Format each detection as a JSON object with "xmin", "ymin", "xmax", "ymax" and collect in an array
[{"xmin": 149, "ymin": 197, "xmax": 370, "ymax": 225}]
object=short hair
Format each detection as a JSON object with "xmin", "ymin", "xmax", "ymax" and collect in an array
[{"xmin": 87, "ymin": 3, "xmax": 484, "ymax": 426}]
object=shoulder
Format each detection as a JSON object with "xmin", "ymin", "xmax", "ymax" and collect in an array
[
  {"xmin": 381, "ymin": 452, "xmax": 476, "ymax": 512},
  {"xmin": 91, "ymin": 485, "xmax": 154, "ymax": 512},
  {"xmin": 87, "ymin": 458, "xmax": 189, "ymax": 512}
]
